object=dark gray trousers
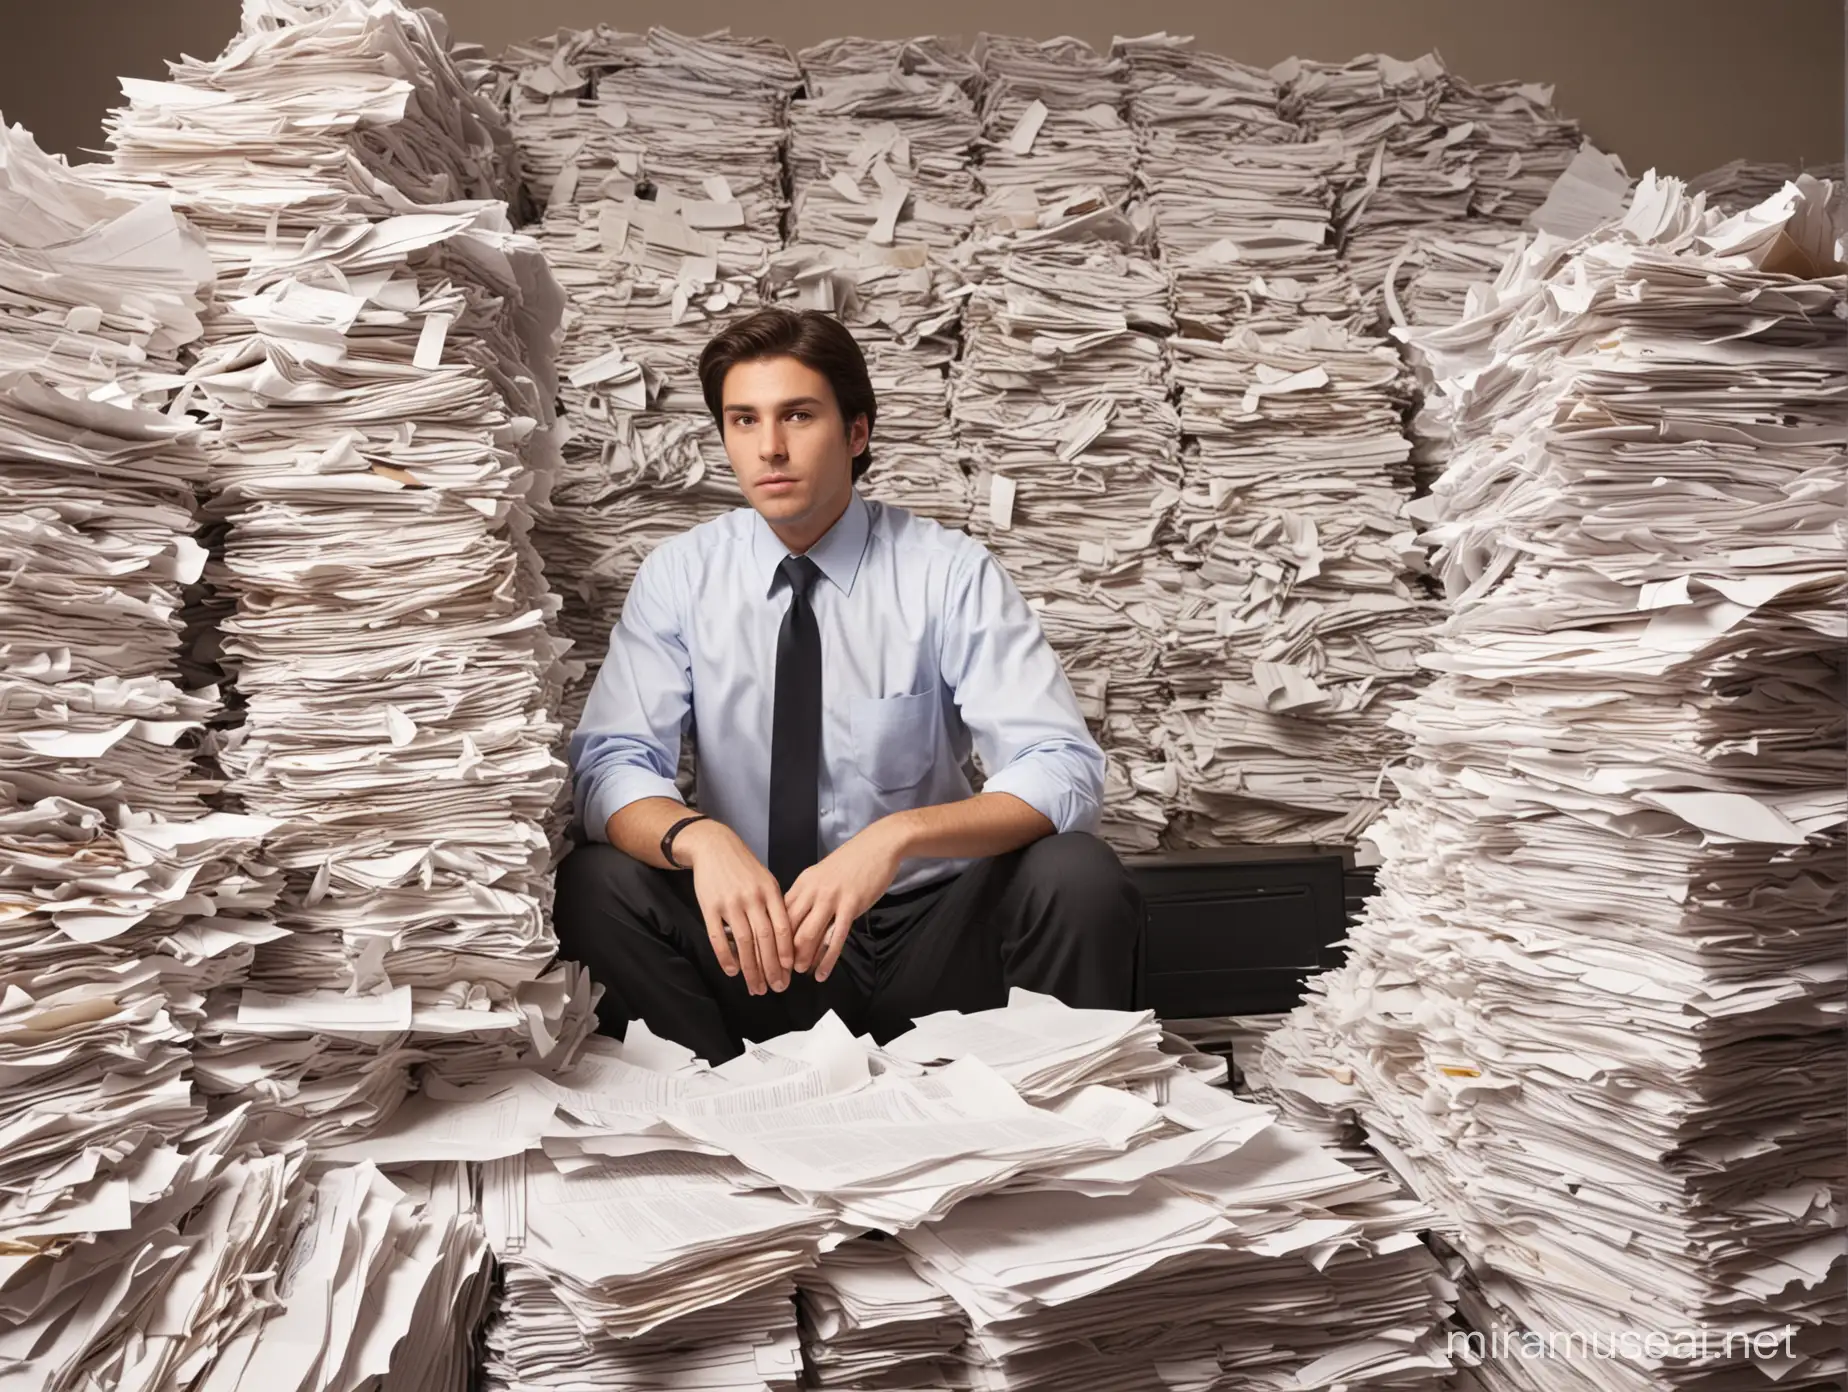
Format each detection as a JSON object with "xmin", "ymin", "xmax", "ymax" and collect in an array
[{"xmin": 552, "ymin": 832, "xmax": 1145, "ymax": 1063}]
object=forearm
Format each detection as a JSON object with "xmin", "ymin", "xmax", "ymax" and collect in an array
[
  {"xmin": 872, "ymin": 791, "xmax": 1054, "ymax": 863},
  {"xmin": 607, "ymin": 796, "xmax": 706, "ymax": 869}
]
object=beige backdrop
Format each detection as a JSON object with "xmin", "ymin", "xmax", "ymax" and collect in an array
[{"xmin": 4, "ymin": 0, "xmax": 1843, "ymax": 179}]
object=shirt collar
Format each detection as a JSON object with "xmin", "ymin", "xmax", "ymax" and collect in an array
[{"xmin": 751, "ymin": 489, "xmax": 871, "ymax": 598}]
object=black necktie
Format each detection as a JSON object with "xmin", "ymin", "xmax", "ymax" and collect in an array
[{"xmin": 768, "ymin": 556, "xmax": 823, "ymax": 892}]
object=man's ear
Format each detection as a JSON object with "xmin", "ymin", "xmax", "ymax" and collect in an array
[{"xmin": 848, "ymin": 412, "xmax": 870, "ymax": 456}]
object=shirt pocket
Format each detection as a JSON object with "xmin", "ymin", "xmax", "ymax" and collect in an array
[{"xmin": 849, "ymin": 690, "xmax": 938, "ymax": 793}]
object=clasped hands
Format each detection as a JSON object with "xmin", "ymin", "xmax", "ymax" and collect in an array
[{"xmin": 675, "ymin": 819, "xmax": 903, "ymax": 995}]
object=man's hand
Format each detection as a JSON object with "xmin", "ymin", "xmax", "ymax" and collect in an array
[
  {"xmin": 676, "ymin": 821, "xmax": 793, "ymax": 995},
  {"xmin": 787, "ymin": 821, "xmax": 904, "ymax": 982}
]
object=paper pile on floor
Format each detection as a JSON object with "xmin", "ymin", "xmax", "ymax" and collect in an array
[
  {"xmin": 307, "ymin": 992, "xmax": 1461, "ymax": 1389},
  {"xmin": 1260, "ymin": 173, "xmax": 1847, "ymax": 1390},
  {"xmin": 503, "ymin": 28, "xmax": 801, "ymax": 722},
  {"xmin": 102, "ymin": 0, "xmax": 590, "ymax": 1145}
]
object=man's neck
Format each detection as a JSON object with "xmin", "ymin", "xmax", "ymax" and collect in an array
[{"xmin": 768, "ymin": 489, "xmax": 852, "ymax": 557}]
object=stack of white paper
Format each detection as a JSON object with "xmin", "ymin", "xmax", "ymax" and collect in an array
[
  {"xmin": 472, "ymin": 1033, "xmax": 847, "ymax": 1392},
  {"xmin": 1161, "ymin": 319, "xmax": 1434, "ymax": 844},
  {"xmin": 4, "ymin": 1110, "xmax": 483, "ymax": 1388},
  {"xmin": 970, "ymin": 35, "xmax": 1138, "ymax": 219},
  {"xmin": 1278, "ymin": 54, "xmax": 1475, "ymax": 319},
  {"xmin": 1368, "ymin": 84, "xmax": 1576, "ymax": 502},
  {"xmin": 103, "ymin": 0, "xmax": 589, "ymax": 1140},
  {"xmin": 0, "ymin": 120, "xmax": 290, "ymax": 1317},
  {"xmin": 497, "ymin": 28, "xmax": 645, "ymax": 210},
  {"xmin": 1439, "ymin": 74, "xmax": 1581, "ymax": 229},
  {"xmin": 197, "ymin": 1158, "xmax": 493, "ymax": 1392},
  {"xmin": 502, "ymin": 29, "xmax": 800, "ymax": 722},
  {"xmin": 795, "ymin": 1236, "xmax": 967, "ymax": 1387},
  {"xmin": 949, "ymin": 187, "xmax": 1184, "ymax": 849},
  {"xmin": 488, "ymin": 1265, "xmax": 803, "ymax": 1392},
  {"xmin": 481, "ymin": 1152, "xmax": 816, "ymax": 1390},
  {"xmin": 1121, "ymin": 33, "xmax": 1366, "ymax": 339},
  {"xmin": 901, "ymin": 1131, "xmax": 1454, "ymax": 1391},
  {"xmin": 779, "ymin": 38, "xmax": 982, "ymax": 531},
  {"xmin": 0, "ymin": 1110, "xmax": 298, "ymax": 1388},
  {"xmin": 789, "ymin": 38, "xmax": 982, "ymax": 252},
  {"xmin": 1262, "ymin": 173, "xmax": 1847, "ymax": 1389}
]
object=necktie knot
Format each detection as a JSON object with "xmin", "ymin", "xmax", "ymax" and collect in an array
[{"xmin": 780, "ymin": 555, "xmax": 822, "ymax": 599}]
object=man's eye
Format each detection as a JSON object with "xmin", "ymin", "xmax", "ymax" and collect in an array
[
  {"xmin": 731, "ymin": 416, "xmax": 754, "ymax": 427},
  {"xmin": 789, "ymin": 411, "xmax": 811, "ymax": 422}
]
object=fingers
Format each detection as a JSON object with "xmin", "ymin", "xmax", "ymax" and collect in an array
[
  {"xmin": 701, "ymin": 904, "xmax": 740, "ymax": 980},
  {"xmin": 719, "ymin": 897, "xmax": 767, "ymax": 994},
  {"xmin": 788, "ymin": 881, "xmax": 824, "ymax": 974},
  {"xmin": 815, "ymin": 908, "xmax": 853, "ymax": 983},
  {"xmin": 765, "ymin": 882, "xmax": 796, "ymax": 975},
  {"xmin": 741, "ymin": 898, "xmax": 789, "ymax": 993}
]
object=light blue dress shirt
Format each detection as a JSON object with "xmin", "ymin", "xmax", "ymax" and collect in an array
[{"xmin": 569, "ymin": 490, "xmax": 1107, "ymax": 894}]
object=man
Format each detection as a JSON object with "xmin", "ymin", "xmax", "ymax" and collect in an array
[{"xmin": 555, "ymin": 307, "xmax": 1144, "ymax": 1063}]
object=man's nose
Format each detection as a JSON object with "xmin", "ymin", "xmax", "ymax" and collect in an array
[{"xmin": 759, "ymin": 421, "xmax": 787, "ymax": 459}]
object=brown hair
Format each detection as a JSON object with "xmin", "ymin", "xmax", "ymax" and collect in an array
[{"xmin": 698, "ymin": 309, "xmax": 877, "ymax": 481}]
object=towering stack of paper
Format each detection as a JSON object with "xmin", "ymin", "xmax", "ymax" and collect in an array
[
  {"xmin": 971, "ymin": 34, "xmax": 1138, "ymax": 217},
  {"xmin": 0, "ymin": 120, "xmax": 282, "ymax": 1378},
  {"xmin": 1380, "ymin": 75, "xmax": 1577, "ymax": 332},
  {"xmin": 950, "ymin": 39, "xmax": 1179, "ymax": 848},
  {"xmin": 1261, "ymin": 174, "xmax": 1847, "ymax": 1389},
  {"xmin": 950, "ymin": 197, "xmax": 1184, "ymax": 850},
  {"xmin": 503, "ymin": 28, "xmax": 801, "ymax": 722},
  {"xmin": 1276, "ymin": 55, "xmax": 1473, "ymax": 320},
  {"xmin": 1113, "ymin": 36, "xmax": 1432, "ymax": 845},
  {"xmin": 102, "ymin": 0, "xmax": 590, "ymax": 1144},
  {"xmin": 1122, "ymin": 33, "xmax": 1365, "ymax": 339},
  {"xmin": 1161, "ymin": 320, "xmax": 1435, "ymax": 844},
  {"xmin": 788, "ymin": 38, "xmax": 982, "ymax": 253},
  {"xmin": 774, "ymin": 38, "xmax": 982, "ymax": 529}
]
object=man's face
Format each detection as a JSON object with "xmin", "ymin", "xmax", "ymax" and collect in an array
[{"xmin": 720, "ymin": 356, "xmax": 869, "ymax": 534}]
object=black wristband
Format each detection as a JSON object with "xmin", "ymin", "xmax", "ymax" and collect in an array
[{"xmin": 660, "ymin": 814, "xmax": 710, "ymax": 869}]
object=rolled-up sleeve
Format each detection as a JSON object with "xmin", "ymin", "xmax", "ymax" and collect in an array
[
  {"xmin": 938, "ymin": 547, "xmax": 1106, "ymax": 835},
  {"xmin": 568, "ymin": 547, "xmax": 691, "ymax": 842}
]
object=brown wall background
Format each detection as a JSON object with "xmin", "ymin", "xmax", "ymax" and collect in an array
[{"xmin": 3, "ymin": 0, "xmax": 1842, "ymax": 178}]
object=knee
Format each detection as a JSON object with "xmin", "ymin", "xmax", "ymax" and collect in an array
[{"xmin": 1019, "ymin": 834, "xmax": 1143, "ymax": 939}]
